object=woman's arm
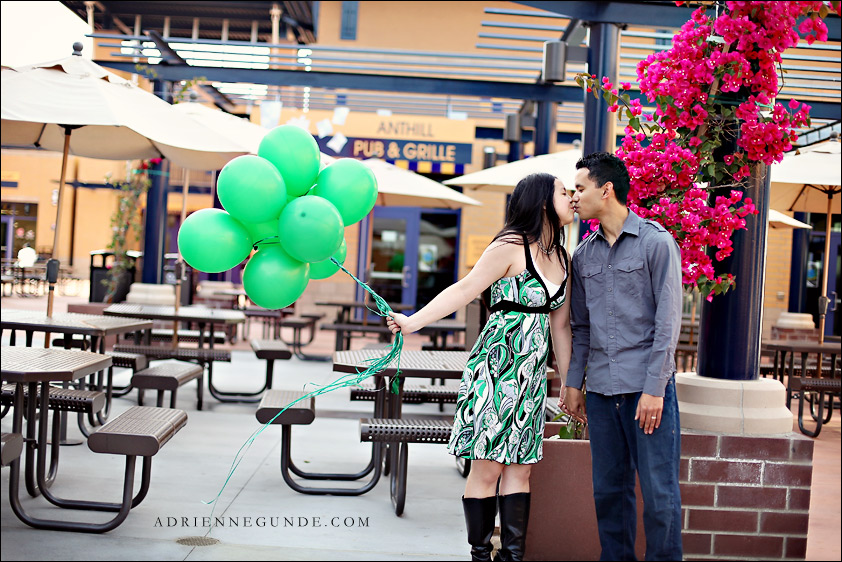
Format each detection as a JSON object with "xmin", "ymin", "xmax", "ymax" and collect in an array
[
  {"xmin": 387, "ymin": 239, "xmax": 519, "ymax": 334},
  {"xmin": 549, "ymin": 291, "xmax": 572, "ymax": 386}
]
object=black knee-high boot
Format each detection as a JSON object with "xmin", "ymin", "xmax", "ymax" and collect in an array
[
  {"xmin": 462, "ymin": 495, "xmax": 498, "ymax": 562},
  {"xmin": 495, "ymin": 492, "xmax": 531, "ymax": 562}
]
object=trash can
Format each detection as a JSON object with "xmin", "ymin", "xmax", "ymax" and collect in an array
[
  {"xmin": 163, "ymin": 253, "xmax": 194, "ymax": 306},
  {"xmin": 89, "ymin": 250, "xmax": 141, "ymax": 303}
]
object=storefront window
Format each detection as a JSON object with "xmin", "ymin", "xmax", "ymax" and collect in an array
[{"xmin": 1, "ymin": 201, "xmax": 38, "ymax": 262}]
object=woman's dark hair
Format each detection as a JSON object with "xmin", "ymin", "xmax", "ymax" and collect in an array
[
  {"xmin": 492, "ymin": 172, "xmax": 565, "ymax": 259},
  {"xmin": 575, "ymin": 152, "xmax": 631, "ymax": 204}
]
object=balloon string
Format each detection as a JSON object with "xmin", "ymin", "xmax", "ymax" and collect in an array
[
  {"xmin": 252, "ymin": 235, "xmax": 279, "ymax": 249},
  {"xmin": 204, "ymin": 257, "xmax": 403, "ymax": 514}
]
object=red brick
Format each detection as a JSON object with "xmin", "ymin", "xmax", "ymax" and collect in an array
[
  {"xmin": 785, "ymin": 537, "xmax": 808, "ymax": 559},
  {"xmin": 687, "ymin": 509, "xmax": 758, "ymax": 532},
  {"xmin": 764, "ymin": 463, "xmax": 813, "ymax": 487},
  {"xmin": 720, "ymin": 435, "xmax": 790, "ymax": 460},
  {"xmin": 790, "ymin": 438, "xmax": 814, "ymax": 461},
  {"xmin": 716, "ymin": 485, "xmax": 787, "ymax": 509},
  {"xmin": 691, "ymin": 459, "xmax": 762, "ymax": 484},
  {"xmin": 788, "ymin": 488, "xmax": 812, "ymax": 511},
  {"xmin": 681, "ymin": 434, "xmax": 718, "ymax": 458},
  {"xmin": 714, "ymin": 535, "xmax": 784, "ymax": 558},
  {"xmin": 761, "ymin": 512, "xmax": 810, "ymax": 534},
  {"xmin": 682, "ymin": 532, "xmax": 713, "ymax": 555},
  {"xmin": 680, "ymin": 483, "xmax": 715, "ymax": 507}
]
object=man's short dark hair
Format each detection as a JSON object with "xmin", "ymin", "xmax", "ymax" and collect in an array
[{"xmin": 575, "ymin": 152, "xmax": 631, "ymax": 205}]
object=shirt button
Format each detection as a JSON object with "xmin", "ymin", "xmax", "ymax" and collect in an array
[
  {"xmin": 611, "ymin": 358, "xmax": 616, "ymax": 362},
  {"xmin": 609, "ymin": 310, "xmax": 614, "ymax": 316},
  {"xmin": 608, "ymin": 265, "xmax": 612, "ymax": 269},
  {"xmin": 608, "ymin": 287, "xmax": 613, "ymax": 292},
  {"xmin": 609, "ymin": 335, "xmax": 614, "ymax": 339}
]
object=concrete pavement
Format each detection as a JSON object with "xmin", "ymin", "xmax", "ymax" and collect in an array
[{"xmin": 1, "ymin": 287, "xmax": 839, "ymax": 560}]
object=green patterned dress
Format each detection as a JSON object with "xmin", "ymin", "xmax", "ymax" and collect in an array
[{"xmin": 447, "ymin": 236, "xmax": 568, "ymax": 465}]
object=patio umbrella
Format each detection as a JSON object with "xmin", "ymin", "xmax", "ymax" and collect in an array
[
  {"xmin": 768, "ymin": 209, "xmax": 812, "ymax": 229},
  {"xmin": 1, "ymin": 48, "xmax": 252, "ymax": 316},
  {"xmin": 362, "ymin": 159, "xmax": 481, "ymax": 208},
  {"xmin": 443, "ymin": 148, "xmax": 582, "ymax": 193},
  {"xmin": 770, "ymin": 139, "xmax": 841, "ymax": 342}
]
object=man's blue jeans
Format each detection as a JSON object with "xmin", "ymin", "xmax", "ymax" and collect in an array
[{"xmin": 586, "ymin": 376, "xmax": 682, "ymax": 561}]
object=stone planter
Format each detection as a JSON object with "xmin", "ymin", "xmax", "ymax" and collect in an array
[{"xmin": 525, "ymin": 422, "xmax": 645, "ymax": 561}]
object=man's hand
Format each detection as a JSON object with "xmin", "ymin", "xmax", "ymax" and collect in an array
[
  {"xmin": 562, "ymin": 387, "xmax": 587, "ymax": 425},
  {"xmin": 635, "ymin": 393, "xmax": 663, "ymax": 435}
]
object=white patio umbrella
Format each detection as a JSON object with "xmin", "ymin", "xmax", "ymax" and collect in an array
[
  {"xmin": 1, "ymin": 48, "xmax": 252, "ymax": 316},
  {"xmin": 770, "ymin": 139, "xmax": 841, "ymax": 342},
  {"xmin": 443, "ymin": 148, "xmax": 582, "ymax": 193},
  {"xmin": 361, "ymin": 159, "xmax": 481, "ymax": 208},
  {"xmin": 768, "ymin": 209, "xmax": 812, "ymax": 229}
]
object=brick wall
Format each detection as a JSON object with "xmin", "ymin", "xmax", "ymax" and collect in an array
[
  {"xmin": 680, "ymin": 432, "xmax": 815, "ymax": 560},
  {"xmin": 770, "ymin": 326, "xmax": 820, "ymax": 341}
]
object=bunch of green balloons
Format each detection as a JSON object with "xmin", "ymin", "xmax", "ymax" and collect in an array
[{"xmin": 177, "ymin": 125, "xmax": 378, "ymax": 309}]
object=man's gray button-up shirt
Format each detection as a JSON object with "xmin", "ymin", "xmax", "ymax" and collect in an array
[{"xmin": 567, "ymin": 210, "xmax": 683, "ymax": 397}]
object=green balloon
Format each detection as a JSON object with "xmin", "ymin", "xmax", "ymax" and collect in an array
[
  {"xmin": 243, "ymin": 244, "xmax": 309, "ymax": 310},
  {"xmin": 258, "ymin": 125, "xmax": 321, "ymax": 197},
  {"xmin": 309, "ymin": 239, "xmax": 348, "ymax": 280},
  {"xmin": 312, "ymin": 159, "xmax": 378, "ymax": 226},
  {"xmin": 244, "ymin": 219, "xmax": 279, "ymax": 246},
  {"xmin": 177, "ymin": 209, "xmax": 252, "ymax": 273},
  {"xmin": 278, "ymin": 196, "xmax": 345, "ymax": 263},
  {"xmin": 217, "ymin": 155, "xmax": 287, "ymax": 223}
]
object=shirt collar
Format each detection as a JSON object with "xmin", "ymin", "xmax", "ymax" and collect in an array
[{"xmin": 596, "ymin": 209, "xmax": 642, "ymax": 241}]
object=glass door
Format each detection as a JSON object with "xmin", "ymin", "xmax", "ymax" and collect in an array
[
  {"xmin": 369, "ymin": 207, "xmax": 419, "ymax": 311},
  {"xmin": 1, "ymin": 215, "xmax": 12, "ymax": 261}
]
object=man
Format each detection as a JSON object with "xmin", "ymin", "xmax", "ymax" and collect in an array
[{"xmin": 562, "ymin": 152, "xmax": 683, "ymax": 561}]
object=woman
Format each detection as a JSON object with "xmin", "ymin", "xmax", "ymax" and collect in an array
[{"xmin": 387, "ymin": 172, "xmax": 574, "ymax": 562}]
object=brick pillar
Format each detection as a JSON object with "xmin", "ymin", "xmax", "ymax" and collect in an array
[{"xmin": 680, "ymin": 432, "xmax": 814, "ymax": 560}]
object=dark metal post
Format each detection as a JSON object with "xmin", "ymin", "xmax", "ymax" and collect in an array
[
  {"xmin": 582, "ymin": 22, "xmax": 620, "ymax": 156},
  {"xmin": 505, "ymin": 113, "xmax": 522, "ymax": 163},
  {"xmin": 696, "ymin": 164, "xmax": 770, "ymax": 380},
  {"xmin": 789, "ymin": 214, "xmax": 809, "ymax": 312},
  {"xmin": 534, "ymin": 100, "xmax": 557, "ymax": 156},
  {"xmin": 141, "ymin": 159, "xmax": 168, "ymax": 284}
]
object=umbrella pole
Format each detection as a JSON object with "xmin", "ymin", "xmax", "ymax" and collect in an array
[
  {"xmin": 172, "ymin": 170, "xmax": 190, "ymax": 348},
  {"xmin": 45, "ymin": 129, "xmax": 72, "ymax": 325},
  {"xmin": 817, "ymin": 193, "xmax": 833, "ymax": 346}
]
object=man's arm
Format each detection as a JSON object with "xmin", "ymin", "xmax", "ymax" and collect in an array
[
  {"xmin": 642, "ymin": 230, "xmax": 683, "ymax": 397},
  {"xmin": 566, "ymin": 251, "xmax": 589, "ymax": 391}
]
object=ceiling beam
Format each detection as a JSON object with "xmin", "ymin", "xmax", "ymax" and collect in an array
[
  {"xmin": 513, "ymin": 1, "xmax": 840, "ymax": 42},
  {"xmin": 96, "ymin": 61, "xmax": 585, "ymax": 103}
]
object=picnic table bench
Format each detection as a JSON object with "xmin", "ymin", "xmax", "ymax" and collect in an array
[
  {"xmin": 112, "ymin": 344, "xmax": 233, "ymax": 407},
  {"xmin": 256, "ymin": 389, "xmax": 382, "ymax": 496},
  {"xmin": 360, "ymin": 418, "xmax": 454, "ymax": 515}
]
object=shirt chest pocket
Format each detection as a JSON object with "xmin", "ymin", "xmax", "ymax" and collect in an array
[
  {"xmin": 615, "ymin": 258, "xmax": 645, "ymax": 297},
  {"xmin": 581, "ymin": 264, "xmax": 603, "ymax": 306}
]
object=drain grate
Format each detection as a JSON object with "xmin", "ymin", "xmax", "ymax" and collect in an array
[{"xmin": 176, "ymin": 536, "xmax": 219, "ymax": 547}]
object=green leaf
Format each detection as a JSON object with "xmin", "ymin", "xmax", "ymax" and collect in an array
[
  {"xmin": 629, "ymin": 117, "xmax": 640, "ymax": 130},
  {"xmin": 558, "ymin": 424, "xmax": 576, "ymax": 440}
]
